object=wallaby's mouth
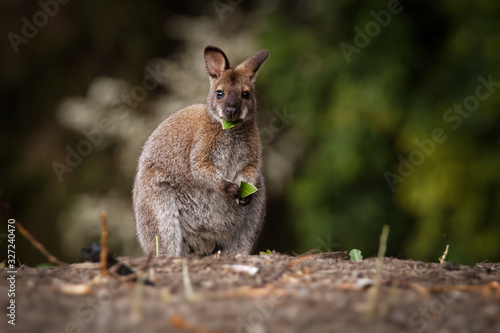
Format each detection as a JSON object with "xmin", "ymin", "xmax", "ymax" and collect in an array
[
  {"xmin": 225, "ymin": 115, "xmax": 240, "ymax": 122},
  {"xmin": 221, "ymin": 118, "xmax": 240, "ymax": 130}
]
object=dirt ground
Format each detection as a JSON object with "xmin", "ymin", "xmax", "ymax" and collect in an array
[{"xmin": 2, "ymin": 252, "xmax": 500, "ymax": 333}]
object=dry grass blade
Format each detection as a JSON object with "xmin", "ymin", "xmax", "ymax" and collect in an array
[
  {"xmin": 368, "ymin": 224, "xmax": 390, "ymax": 317},
  {"xmin": 155, "ymin": 235, "xmax": 159, "ymax": 257},
  {"xmin": 182, "ymin": 260, "xmax": 198, "ymax": 302},
  {"xmin": 132, "ymin": 274, "xmax": 146, "ymax": 321},
  {"xmin": 439, "ymin": 244, "xmax": 450, "ymax": 264}
]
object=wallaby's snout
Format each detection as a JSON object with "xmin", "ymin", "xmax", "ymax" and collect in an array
[{"xmin": 224, "ymin": 91, "xmax": 240, "ymax": 121}]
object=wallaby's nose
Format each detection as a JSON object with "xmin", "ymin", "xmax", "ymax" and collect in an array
[{"xmin": 225, "ymin": 106, "xmax": 237, "ymax": 119}]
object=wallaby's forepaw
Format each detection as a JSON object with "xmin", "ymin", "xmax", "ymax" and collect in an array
[
  {"xmin": 223, "ymin": 181, "xmax": 240, "ymax": 199},
  {"xmin": 238, "ymin": 194, "xmax": 253, "ymax": 206}
]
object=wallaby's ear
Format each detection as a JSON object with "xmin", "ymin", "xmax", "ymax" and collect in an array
[
  {"xmin": 236, "ymin": 49, "xmax": 269, "ymax": 79},
  {"xmin": 204, "ymin": 46, "xmax": 230, "ymax": 79}
]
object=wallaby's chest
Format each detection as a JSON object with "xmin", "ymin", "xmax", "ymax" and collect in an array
[{"xmin": 212, "ymin": 133, "xmax": 250, "ymax": 182}]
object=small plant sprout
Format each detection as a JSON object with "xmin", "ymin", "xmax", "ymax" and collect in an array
[
  {"xmin": 349, "ymin": 249, "xmax": 363, "ymax": 262},
  {"xmin": 259, "ymin": 249, "xmax": 272, "ymax": 255}
]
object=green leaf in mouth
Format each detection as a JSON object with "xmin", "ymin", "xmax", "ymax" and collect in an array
[
  {"xmin": 239, "ymin": 181, "xmax": 258, "ymax": 198},
  {"xmin": 221, "ymin": 118, "xmax": 239, "ymax": 130}
]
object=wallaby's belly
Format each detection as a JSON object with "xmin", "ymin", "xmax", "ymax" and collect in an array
[{"xmin": 174, "ymin": 175, "xmax": 264, "ymax": 255}]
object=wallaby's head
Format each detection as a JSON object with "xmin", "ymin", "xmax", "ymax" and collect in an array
[{"xmin": 204, "ymin": 46, "xmax": 269, "ymax": 124}]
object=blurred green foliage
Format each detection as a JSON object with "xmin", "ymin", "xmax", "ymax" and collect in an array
[
  {"xmin": 2, "ymin": 0, "xmax": 499, "ymax": 265},
  {"xmin": 259, "ymin": 0, "xmax": 500, "ymax": 264}
]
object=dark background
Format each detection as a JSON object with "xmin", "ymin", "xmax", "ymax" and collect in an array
[{"xmin": 1, "ymin": 0, "xmax": 499, "ymax": 266}]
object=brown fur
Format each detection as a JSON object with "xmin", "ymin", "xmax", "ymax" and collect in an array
[{"xmin": 133, "ymin": 46, "xmax": 269, "ymax": 256}]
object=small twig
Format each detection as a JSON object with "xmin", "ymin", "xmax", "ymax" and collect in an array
[
  {"xmin": 15, "ymin": 220, "xmax": 66, "ymax": 266},
  {"xmin": 100, "ymin": 211, "xmax": 109, "ymax": 277},
  {"xmin": 368, "ymin": 224, "xmax": 390, "ymax": 317},
  {"xmin": 439, "ymin": 244, "xmax": 450, "ymax": 264}
]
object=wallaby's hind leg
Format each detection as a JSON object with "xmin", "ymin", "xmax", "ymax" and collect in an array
[
  {"xmin": 134, "ymin": 183, "xmax": 183, "ymax": 256},
  {"xmin": 226, "ymin": 190, "xmax": 266, "ymax": 256}
]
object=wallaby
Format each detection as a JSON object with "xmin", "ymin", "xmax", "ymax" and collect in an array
[{"xmin": 133, "ymin": 46, "xmax": 269, "ymax": 256}]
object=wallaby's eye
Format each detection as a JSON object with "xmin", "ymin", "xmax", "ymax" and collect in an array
[
  {"xmin": 242, "ymin": 91, "xmax": 250, "ymax": 99},
  {"xmin": 216, "ymin": 90, "xmax": 224, "ymax": 99}
]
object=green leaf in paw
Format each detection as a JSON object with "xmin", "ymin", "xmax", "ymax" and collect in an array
[{"xmin": 221, "ymin": 118, "xmax": 239, "ymax": 130}]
